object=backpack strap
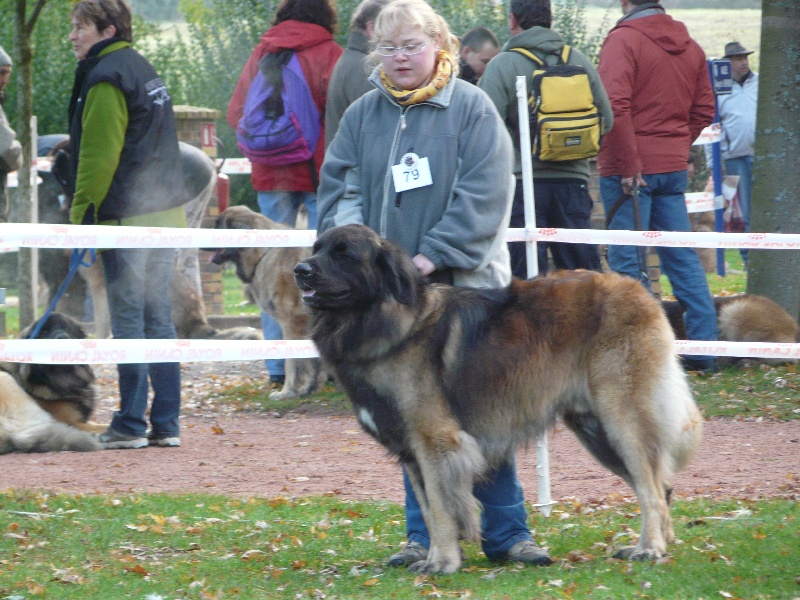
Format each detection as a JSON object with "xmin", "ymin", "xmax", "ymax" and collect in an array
[
  {"xmin": 510, "ymin": 45, "xmax": 570, "ymax": 67},
  {"xmin": 509, "ymin": 47, "xmax": 543, "ymax": 67}
]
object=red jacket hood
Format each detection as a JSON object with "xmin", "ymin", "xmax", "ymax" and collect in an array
[
  {"xmin": 613, "ymin": 13, "xmax": 692, "ymax": 56},
  {"xmin": 258, "ymin": 20, "xmax": 334, "ymax": 53}
]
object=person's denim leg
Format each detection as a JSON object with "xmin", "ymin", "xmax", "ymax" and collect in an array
[
  {"xmin": 402, "ymin": 456, "xmax": 532, "ymax": 559},
  {"xmin": 474, "ymin": 455, "xmax": 532, "ymax": 559},
  {"xmin": 256, "ymin": 191, "xmax": 297, "ymax": 378},
  {"xmin": 403, "ymin": 468, "xmax": 430, "ymax": 548},
  {"xmin": 144, "ymin": 248, "xmax": 181, "ymax": 436},
  {"xmin": 647, "ymin": 172, "xmax": 718, "ymax": 362},
  {"xmin": 600, "ymin": 176, "xmax": 653, "ymax": 285},
  {"xmin": 102, "ymin": 248, "xmax": 150, "ymax": 437},
  {"xmin": 302, "ymin": 191, "xmax": 318, "ymax": 230},
  {"xmin": 724, "ymin": 156, "xmax": 752, "ymax": 263},
  {"xmin": 257, "ymin": 190, "xmax": 301, "ymax": 227}
]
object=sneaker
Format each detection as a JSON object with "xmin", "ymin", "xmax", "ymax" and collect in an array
[
  {"xmin": 270, "ymin": 374, "xmax": 285, "ymax": 386},
  {"xmin": 386, "ymin": 541, "xmax": 428, "ymax": 567},
  {"xmin": 147, "ymin": 432, "xmax": 181, "ymax": 447},
  {"xmin": 505, "ymin": 540, "xmax": 553, "ymax": 566},
  {"xmin": 99, "ymin": 427, "xmax": 148, "ymax": 450}
]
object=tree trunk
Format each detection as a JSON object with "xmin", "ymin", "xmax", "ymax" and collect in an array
[
  {"xmin": 13, "ymin": 0, "xmax": 36, "ymax": 329},
  {"xmin": 746, "ymin": 1, "xmax": 800, "ymax": 324}
]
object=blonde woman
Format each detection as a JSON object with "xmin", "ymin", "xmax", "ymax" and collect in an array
[{"xmin": 318, "ymin": 0, "xmax": 551, "ymax": 569}]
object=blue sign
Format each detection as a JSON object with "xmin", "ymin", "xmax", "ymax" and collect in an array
[{"xmin": 710, "ymin": 59, "xmax": 733, "ymax": 95}]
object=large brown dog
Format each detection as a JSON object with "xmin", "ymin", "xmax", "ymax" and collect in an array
[
  {"xmin": 0, "ymin": 313, "xmax": 103, "ymax": 453},
  {"xmin": 294, "ymin": 224, "xmax": 703, "ymax": 574},
  {"xmin": 663, "ymin": 294, "xmax": 799, "ymax": 365},
  {"xmin": 206, "ymin": 205, "xmax": 323, "ymax": 398}
]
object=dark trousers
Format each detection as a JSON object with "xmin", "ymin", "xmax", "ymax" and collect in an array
[{"xmin": 508, "ymin": 178, "xmax": 601, "ymax": 279}]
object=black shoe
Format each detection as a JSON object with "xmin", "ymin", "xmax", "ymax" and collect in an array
[
  {"xmin": 681, "ymin": 357, "xmax": 717, "ymax": 374},
  {"xmin": 270, "ymin": 374, "xmax": 285, "ymax": 386},
  {"xmin": 386, "ymin": 541, "xmax": 428, "ymax": 567}
]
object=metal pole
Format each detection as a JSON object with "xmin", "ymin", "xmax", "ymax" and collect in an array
[
  {"xmin": 516, "ymin": 76, "xmax": 552, "ymax": 517},
  {"xmin": 30, "ymin": 115, "xmax": 39, "ymax": 319}
]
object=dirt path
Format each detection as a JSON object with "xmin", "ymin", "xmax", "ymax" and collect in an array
[{"xmin": 2, "ymin": 362, "xmax": 799, "ymax": 503}]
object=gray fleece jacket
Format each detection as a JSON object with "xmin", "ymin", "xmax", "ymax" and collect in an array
[{"xmin": 318, "ymin": 68, "xmax": 514, "ymax": 288}]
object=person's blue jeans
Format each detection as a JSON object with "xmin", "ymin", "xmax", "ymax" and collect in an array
[
  {"xmin": 403, "ymin": 455, "xmax": 532, "ymax": 559},
  {"xmin": 256, "ymin": 190, "xmax": 317, "ymax": 379},
  {"xmin": 724, "ymin": 156, "xmax": 753, "ymax": 264},
  {"xmin": 600, "ymin": 172, "xmax": 718, "ymax": 367},
  {"xmin": 102, "ymin": 248, "xmax": 181, "ymax": 437}
]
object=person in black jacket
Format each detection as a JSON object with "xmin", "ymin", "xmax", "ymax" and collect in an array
[{"xmin": 68, "ymin": 0, "xmax": 187, "ymax": 449}]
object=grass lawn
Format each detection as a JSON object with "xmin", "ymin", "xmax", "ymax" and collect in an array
[{"xmin": 0, "ymin": 492, "xmax": 796, "ymax": 599}]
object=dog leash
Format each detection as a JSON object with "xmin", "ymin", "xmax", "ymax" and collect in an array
[
  {"xmin": 27, "ymin": 248, "xmax": 97, "ymax": 340},
  {"xmin": 604, "ymin": 182, "xmax": 652, "ymax": 293}
]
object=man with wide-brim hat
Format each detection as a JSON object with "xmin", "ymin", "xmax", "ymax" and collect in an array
[
  {"xmin": 0, "ymin": 45, "xmax": 23, "ymax": 222},
  {"xmin": 718, "ymin": 41, "xmax": 758, "ymax": 265}
]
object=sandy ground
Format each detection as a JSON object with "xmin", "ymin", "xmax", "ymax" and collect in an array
[{"xmin": 2, "ymin": 361, "xmax": 798, "ymax": 505}]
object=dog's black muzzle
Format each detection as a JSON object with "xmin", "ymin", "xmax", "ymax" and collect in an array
[{"xmin": 293, "ymin": 261, "xmax": 315, "ymax": 289}]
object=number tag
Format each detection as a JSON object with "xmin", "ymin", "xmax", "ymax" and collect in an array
[{"xmin": 391, "ymin": 152, "xmax": 433, "ymax": 193}]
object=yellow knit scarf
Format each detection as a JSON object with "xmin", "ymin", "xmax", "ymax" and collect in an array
[{"xmin": 379, "ymin": 50, "xmax": 454, "ymax": 106}]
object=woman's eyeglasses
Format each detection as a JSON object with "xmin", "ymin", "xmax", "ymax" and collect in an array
[{"xmin": 377, "ymin": 40, "xmax": 430, "ymax": 57}]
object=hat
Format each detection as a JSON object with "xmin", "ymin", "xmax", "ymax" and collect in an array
[
  {"xmin": 0, "ymin": 46, "xmax": 11, "ymax": 67},
  {"xmin": 723, "ymin": 42, "xmax": 754, "ymax": 58}
]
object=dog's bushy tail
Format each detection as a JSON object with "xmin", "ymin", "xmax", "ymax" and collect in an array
[{"xmin": 3, "ymin": 422, "xmax": 100, "ymax": 454}]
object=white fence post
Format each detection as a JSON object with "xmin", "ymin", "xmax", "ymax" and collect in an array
[{"xmin": 516, "ymin": 76, "xmax": 553, "ymax": 518}]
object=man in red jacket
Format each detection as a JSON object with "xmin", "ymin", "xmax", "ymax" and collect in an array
[
  {"xmin": 597, "ymin": 0, "xmax": 718, "ymax": 372},
  {"xmin": 227, "ymin": 0, "xmax": 342, "ymax": 386}
]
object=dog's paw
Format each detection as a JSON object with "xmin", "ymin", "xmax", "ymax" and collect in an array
[
  {"xmin": 613, "ymin": 545, "xmax": 665, "ymax": 561},
  {"xmin": 407, "ymin": 558, "xmax": 460, "ymax": 575},
  {"xmin": 268, "ymin": 387, "xmax": 300, "ymax": 400}
]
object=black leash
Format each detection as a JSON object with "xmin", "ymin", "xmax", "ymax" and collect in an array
[{"xmin": 605, "ymin": 183, "xmax": 652, "ymax": 293}]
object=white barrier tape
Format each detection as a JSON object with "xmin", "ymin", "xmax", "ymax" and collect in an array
[
  {"xmin": 216, "ymin": 158, "xmax": 252, "ymax": 175},
  {"xmin": 0, "ymin": 223, "xmax": 317, "ymax": 249},
  {"xmin": 675, "ymin": 341, "xmax": 800, "ymax": 361},
  {"xmin": 3, "ymin": 223, "xmax": 800, "ymax": 250},
  {"xmin": 693, "ymin": 123, "xmax": 721, "ymax": 146},
  {"xmin": 0, "ymin": 339, "xmax": 319, "ymax": 365},
  {"xmin": 0, "ymin": 338, "xmax": 797, "ymax": 364},
  {"xmin": 505, "ymin": 228, "xmax": 800, "ymax": 249},
  {"xmin": 685, "ymin": 192, "xmax": 720, "ymax": 213}
]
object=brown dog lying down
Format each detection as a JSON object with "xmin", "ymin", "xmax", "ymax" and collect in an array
[
  {"xmin": 662, "ymin": 293, "xmax": 799, "ymax": 365},
  {"xmin": 0, "ymin": 313, "xmax": 103, "ymax": 453}
]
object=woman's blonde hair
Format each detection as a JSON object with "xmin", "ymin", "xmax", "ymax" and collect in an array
[{"xmin": 373, "ymin": 0, "xmax": 460, "ymax": 67}]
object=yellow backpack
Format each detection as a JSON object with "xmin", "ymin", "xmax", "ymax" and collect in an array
[{"xmin": 510, "ymin": 45, "xmax": 603, "ymax": 162}]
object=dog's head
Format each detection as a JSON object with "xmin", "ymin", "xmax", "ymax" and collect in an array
[
  {"xmin": 203, "ymin": 205, "xmax": 289, "ymax": 283},
  {"xmin": 22, "ymin": 312, "xmax": 87, "ymax": 341},
  {"xmin": 17, "ymin": 312, "xmax": 96, "ymax": 408},
  {"xmin": 294, "ymin": 224, "xmax": 422, "ymax": 310}
]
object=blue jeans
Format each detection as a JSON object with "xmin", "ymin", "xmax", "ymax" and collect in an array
[
  {"xmin": 102, "ymin": 248, "xmax": 181, "ymax": 437},
  {"xmin": 403, "ymin": 456, "xmax": 532, "ymax": 559},
  {"xmin": 256, "ymin": 190, "xmax": 317, "ymax": 378},
  {"xmin": 600, "ymin": 172, "xmax": 718, "ymax": 366},
  {"xmin": 724, "ymin": 156, "xmax": 753, "ymax": 263}
]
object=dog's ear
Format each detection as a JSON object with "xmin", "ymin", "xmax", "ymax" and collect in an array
[{"xmin": 376, "ymin": 242, "xmax": 419, "ymax": 306}]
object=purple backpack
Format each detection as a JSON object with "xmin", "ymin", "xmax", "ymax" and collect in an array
[{"xmin": 236, "ymin": 50, "xmax": 321, "ymax": 168}]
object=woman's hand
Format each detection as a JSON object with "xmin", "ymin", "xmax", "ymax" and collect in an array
[{"xmin": 412, "ymin": 253, "xmax": 436, "ymax": 276}]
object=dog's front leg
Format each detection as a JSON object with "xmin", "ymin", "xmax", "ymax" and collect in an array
[{"xmin": 403, "ymin": 462, "xmax": 463, "ymax": 574}]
